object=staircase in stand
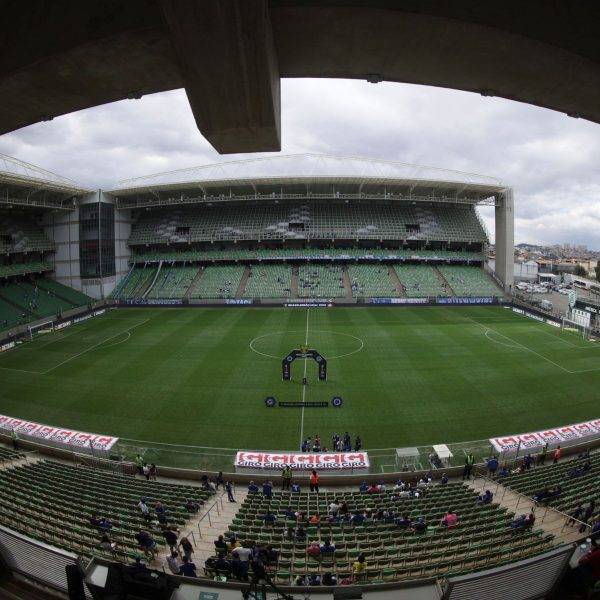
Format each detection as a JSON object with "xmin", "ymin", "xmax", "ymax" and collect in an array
[
  {"xmin": 236, "ymin": 266, "xmax": 251, "ymax": 299},
  {"xmin": 432, "ymin": 265, "xmax": 455, "ymax": 297},
  {"xmin": 185, "ymin": 267, "xmax": 206, "ymax": 299},
  {"xmin": 388, "ymin": 265, "xmax": 406, "ymax": 297}
]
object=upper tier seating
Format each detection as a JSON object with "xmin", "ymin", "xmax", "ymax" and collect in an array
[
  {"xmin": 438, "ymin": 265, "xmax": 502, "ymax": 298},
  {"xmin": 0, "ymin": 459, "xmax": 208, "ymax": 562},
  {"xmin": 0, "ymin": 215, "xmax": 55, "ymax": 253},
  {"xmin": 0, "ymin": 261, "xmax": 53, "ymax": 278},
  {"xmin": 298, "ymin": 265, "xmax": 346, "ymax": 298},
  {"xmin": 243, "ymin": 265, "xmax": 292, "ymax": 298},
  {"xmin": 395, "ymin": 265, "xmax": 447, "ymax": 298},
  {"xmin": 347, "ymin": 265, "xmax": 399, "ymax": 298},
  {"xmin": 189, "ymin": 265, "xmax": 245, "ymax": 299},
  {"xmin": 129, "ymin": 204, "xmax": 487, "ymax": 245}
]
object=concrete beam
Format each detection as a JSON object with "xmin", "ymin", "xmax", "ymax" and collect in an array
[{"xmin": 161, "ymin": 0, "xmax": 281, "ymax": 153}]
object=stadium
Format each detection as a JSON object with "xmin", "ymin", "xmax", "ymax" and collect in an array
[{"xmin": 0, "ymin": 2, "xmax": 599, "ymax": 600}]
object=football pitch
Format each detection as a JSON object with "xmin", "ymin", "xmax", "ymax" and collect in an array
[{"xmin": 1, "ymin": 306, "xmax": 599, "ymax": 455}]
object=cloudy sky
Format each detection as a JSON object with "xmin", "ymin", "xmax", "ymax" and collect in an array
[{"xmin": 1, "ymin": 78, "xmax": 599, "ymax": 249}]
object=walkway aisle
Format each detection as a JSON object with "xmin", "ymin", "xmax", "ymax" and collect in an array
[
  {"xmin": 466, "ymin": 476, "xmax": 582, "ymax": 546},
  {"xmin": 153, "ymin": 485, "xmax": 248, "ymax": 572}
]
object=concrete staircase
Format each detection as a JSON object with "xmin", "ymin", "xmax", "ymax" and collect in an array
[
  {"xmin": 236, "ymin": 266, "xmax": 251, "ymax": 299},
  {"xmin": 432, "ymin": 265, "xmax": 455, "ymax": 297},
  {"xmin": 388, "ymin": 265, "xmax": 406, "ymax": 297},
  {"xmin": 184, "ymin": 267, "xmax": 206, "ymax": 300},
  {"xmin": 291, "ymin": 266, "xmax": 299, "ymax": 298},
  {"xmin": 341, "ymin": 266, "xmax": 353, "ymax": 297}
]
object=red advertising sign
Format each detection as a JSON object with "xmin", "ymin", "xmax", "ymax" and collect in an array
[{"xmin": 235, "ymin": 451, "xmax": 369, "ymax": 470}]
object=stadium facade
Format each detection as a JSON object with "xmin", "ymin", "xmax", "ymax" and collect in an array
[{"xmin": 0, "ymin": 153, "xmax": 514, "ymax": 302}]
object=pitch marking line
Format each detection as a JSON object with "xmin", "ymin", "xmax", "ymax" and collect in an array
[
  {"xmin": 531, "ymin": 327, "xmax": 600, "ymax": 350},
  {"xmin": 470, "ymin": 317, "xmax": 600, "ymax": 374},
  {"xmin": 0, "ymin": 365, "xmax": 45, "ymax": 375},
  {"xmin": 299, "ymin": 309, "xmax": 310, "ymax": 450},
  {"xmin": 41, "ymin": 319, "xmax": 150, "ymax": 374}
]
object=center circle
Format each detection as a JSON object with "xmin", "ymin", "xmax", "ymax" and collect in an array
[{"xmin": 249, "ymin": 330, "xmax": 364, "ymax": 360}]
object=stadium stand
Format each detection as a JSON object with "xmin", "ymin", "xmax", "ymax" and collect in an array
[
  {"xmin": 188, "ymin": 265, "xmax": 245, "ymax": 299},
  {"xmin": 243, "ymin": 265, "xmax": 292, "ymax": 298},
  {"xmin": 112, "ymin": 265, "xmax": 158, "ymax": 300},
  {"xmin": 347, "ymin": 264, "xmax": 399, "ymax": 298},
  {"xmin": 0, "ymin": 214, "xmax": 55, "ymax": 253},
  {"xmin": 214, "ymin": 482, "xmax": 557, "ymax": 584},
  {"xmin": 0, "ymin": 261, "xmax": 53, "ymax": 278},
  {"xmin": 129, "ymin": 204, "xmax": 487, "ymax": 245},
  {"xmin": 438, "ymin": 265, "xmax": 503, "ymax": 298},
  {"xmin": 503, "ymin": 452, "xmax": 599, "ymax": 520},
  {"xmin": 146, "ymin": 264, "xmax": 200, "ymax": 299},
  {"xmin": 298, "ymin": 264, "xmax": 346, "ymax": 298},
  {"xmin": 0, "ymin": 459, "xmax": 209, "ymax": 562},
  {"xmin": 130, "ymin": 247, "xmax": 485, "ymax": 264},
  {"xmin": 395, "ymin": 265, "xmax": 448, "ymax": 298},
  {"xmin": 0, "ymin": 280, "xmax": 93, "ymax": 326}
]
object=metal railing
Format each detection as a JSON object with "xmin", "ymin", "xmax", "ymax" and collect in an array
[{"xmin": 197, "ymin": 494, "xmax": 225, "ymax": 538}]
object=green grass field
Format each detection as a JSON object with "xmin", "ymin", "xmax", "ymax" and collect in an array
[{"xmin": 1, "ymin": 306, "xmax": 599, "ymax": 456}]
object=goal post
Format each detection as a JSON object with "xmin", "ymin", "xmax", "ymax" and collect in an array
[
  {"xmin": 561, "ymin": 317, "xmax": 591, "ymax": 340},
  {"xmin": 28, "ymin": 320, "xmax": 55, "ymax": 341}
]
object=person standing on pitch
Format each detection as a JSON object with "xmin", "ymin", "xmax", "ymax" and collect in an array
[
  {"xmin": 462, "ymin": 452, "xmax": 475, "ymax": 480},
  {"xmin": 282, "ymin": 465, "xmax": 292, "ymax": 490}
]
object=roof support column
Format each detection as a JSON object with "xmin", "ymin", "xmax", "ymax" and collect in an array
[
  {"xmin": 160, "ymin": 0, "xmax": 281, "ymax": 153},
  {"xmin": 494, "ymin": 188, "xmax": 514, "ymax": 293}
]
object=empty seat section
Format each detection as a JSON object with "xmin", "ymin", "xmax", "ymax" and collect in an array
[
  {"xmin": 189, "ymin": 265, "xmax": 245, "ymax": 299},
  {"xmin": 438, "ymin": 265, "xmax": 502, "ymax": 297},
  {"xmin": 395, "ymin": 265, "xmax": 446, "ymax": 297},
  {"xmin": 147, "ymin": 265, "xmax": 199, "ymax": 299},
  {"xmin": 347, "ymin": 265, "xmax": 398, "ymax": 297},
  {"xmin": 243, "ymin": 265, "xmax": 292, "ymax": 298}
]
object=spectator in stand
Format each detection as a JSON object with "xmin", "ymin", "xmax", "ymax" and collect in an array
[
  {"xmin": 580, "ymin": 501, "xmax": 596, "ymax": 533},
  {"xmin": 137, "ymin": 497, "xmax": 151, "ymax": 522},
  {"xmin": 100, "ymin": 534, "xmax": 117, "ymax": 557},
  {"xmin": 149, "ymin": 463, "xmax": 157, "ymax": 480},
  {"xmin": 227, "ymin": 536, "xmax": 242, "ymax": 552},
  {"xmin": 353, "ymin": 554, "xmax": 367, "ymax": 580},
  {"xmin": 166, "ymin": 551, "xmax": 180, "ymax": 574},
  {"xmin": 510, "ymin": 514, "xmax": 527, "ymax": 530},
  {"xmin": 367, "ymin": 482, "xmax": 382, "ymax": 493},
  {"xmin": 523, "ymin": 454, "xmax": 532, "ymax": 470},
  {"xmin": 309, "ymin": 513, "xmax": 320, "ymax": 524},
  {"xmin": 225, "ymin": 480, "xmax": 236, "ymax": 503},
  {"xmin": 184, "ymin": 498, "xmax": 200, "ymax": 513},
  {"xmin": 262, "ymin": 510, "xmax": 277, "ymax": 522},
  {"xmin": 412, "ymin": 517, "xmax": 427, "ymax": 534},
  {"xmin": 230, "ymin": 555, "xmax": 248, "ymax": 580},
  {"xmin": 179, "ymin": 556, "xmax": 197, "ymax": 577},
  {"xmin": 262, "ymin": 480, "xmax": 273, "ymax": 498},
  {"xmin": 440, "ymin": 510, "xmax": 458, "ymax": 528},
  {"xmin": 162, "ymin": 527, "xmax": 179, "ymax": 552},
  {"xmin": 215, "ymin": 471, "xmax": 224, "ymax": 490},
  {"xmin": 306, "ymin": 541, "xmax": 321, "ymax": 556},
  {"xmin": 283, "ymin": 506, "xmax": 296, "ymax": 520},
  {"xmin": 90, "ymin": 513, "xmax": 101, "ymax": 528},
  {"xmin": 322, "ymin": 572, "xmax": 337, "ymax": 586},
  {"xmin": 354, "ymin": 437, "xmax": 362, "ymax": 451},
  {"xmin": 135, "ymin": 531, "xmax": 157, "ymax": 560},
  {"xmin": 568, "ymin": 505, "xmax": 585, "ymax": 527},
  {"xmin": 142, "ymin": 464, "xmax": 151, "ymax": 480},
  {"xmin": 309, "ymin": 470, "xmax": 319, "ymax": 493},
  {"xmin": 328, "ymin": 499, "xmax": 340, "ymax": 516},
  {"xmin": 179, "ymin": 536, "xmax": 194, "ymax": 561},
  {"xmin": 320, "ymin": 539, "xmax": 336, "ymax": 553},
  {"xmin": 291, "ymin": 481, "xmax": 301, "ymax": 493},
  {"xmin": 295, "ymin": 526, "xmax": 307, "ymax": 540},
  {"xmin": 359, "ymin": 481, "xmax": 369, "ymax": 492},
  {"xmin": 129, "ymin": 556, "xmax": 148, "ymax": 572},
  {"xmin": 396, "ymin": 514, "xmax": 411, "ymax": 528},
  {"xmin": 487, "ymin": 456, "xmax": 499, "ymax": 477},
  {"xmin": 477, "ymin": 490, "xmax": 494, "ymax": 505},
  {"xmin": 554, "ymin": 445, "xmax": 562, "ymax": 464},
  {"xmin": 98, "ymin": 517, "xmax": 113, "ymax": 531},
  {"xmin": 578, "ymin": 545, "xmax": 600, "ymax": 586},
  {"xmin": 233, "ymin": 544, "xmax": 253, "ymax": 563},
  {"xmin": 248, "ymin": 481, "xmax": 259, "ymax": 493},
  {"xmin": 441, "ymin": 473, "xmax": 449, "ymax": 485},
  {"xmin": 214, "ymin": 535, "xmax": 228, "ymax": 554}
]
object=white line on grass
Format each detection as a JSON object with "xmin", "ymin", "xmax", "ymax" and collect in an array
[
  {"xmin": 42, "ymin": 319, "xmax": 149, "ymax": 374},
  {"xmin": 299, "ymin": 309, "xmax": 310, "ymax": 449},
  {"xmin": 532, "ymin": 327, "xmax": 600, "ymax": 350},
  {"xmin": 468, "ymin": 316, "xmax": 598, "ymax": 374},
  {"xmin": 0, "ymin": 366, "xmax": 45, "ymax": 375}
]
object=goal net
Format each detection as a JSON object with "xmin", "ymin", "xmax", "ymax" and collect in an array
[
  {"xmin": 561, "ymin": 317, "xmax": 592, "ymax": 340},
  {"xmin": 27, "ymin": 320, "xmax": 55, "ymax": 341}
]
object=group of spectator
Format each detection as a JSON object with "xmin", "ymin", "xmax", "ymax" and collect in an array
[{"xmin": 301, "ymin": 432, "xmax": 362, "ymax": 453}]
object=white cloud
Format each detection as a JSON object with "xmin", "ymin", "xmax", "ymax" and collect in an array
[{"xmin": 1, "ymin": 78, "xmax": 599, "ymax": 248}]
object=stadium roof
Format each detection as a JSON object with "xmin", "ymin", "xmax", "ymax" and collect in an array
[
  {"xmin": 0, "ymin": 153, "xmax": 90, "ymax": 195},
  {"xmin": 1, "ymin": 2, "xmax": 598, "ymax": 154},
  {"xmin": 110, "ymin": 154, "xmax": 507, "ymax": 204}
]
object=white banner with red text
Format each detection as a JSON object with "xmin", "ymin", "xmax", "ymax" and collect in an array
[
  {"xmin": 490, "ymin": 418, "xmax": 600, "ymax": 453},
  {"xmin": 0, "ymin": 414, "xmax": 118, "ymax": 453},
  {"xmin": 235, "ymin": 451, "xmax": 370, "ymax": 470}
]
